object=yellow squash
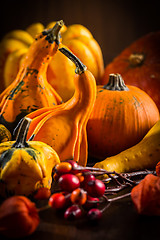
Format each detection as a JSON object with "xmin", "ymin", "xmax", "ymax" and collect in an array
[{"xmin": 94, "ymin": 119, "xmax": 160, "ymax": 175}]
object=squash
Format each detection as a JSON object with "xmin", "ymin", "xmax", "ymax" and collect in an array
[
  {"xmin": 0, "ymin": 124, "xmax": 11, "ymax": 143},
  {"xmin": 1, "ymin": 21, "xmax": 104, "ymax": 101},
  {"xmin": 0, "ymin": 21, "xmax": 63, "ymax": 134},
  {"xmin": 25, "ymin": 47, "xmax": 97, "ymax": 166},
  {"xmin": 0, "ymin": 32, "xmax": 33, "ymax": 93},
  {"xmin": 94, "ymin": 118, "xmax": 160, "ymax": 176},
  {"xmin": 87, "ymin": 73, "xmax": 160, "ymax": 159},
  {"xmin": 102, "ymin": 31, "xmax": 160, "ymax": 111},
  {"xmin": 0, "ymin": 117, "xmax": 60, "ymax": 197}
]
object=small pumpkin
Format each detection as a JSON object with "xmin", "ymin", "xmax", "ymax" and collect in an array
[
  {"xmin": 0, "ymin": 21, "xmax": 63, "ymax": 134},
  {"xmin": 87, "ymin": 73, "xmax": 159, "ymax": 159},
  {"xmin": 25, "ymin": 47, "xmax": 97, "ymax": 166},
  {"xmin": 1, "ymin": 21, "xmax": 104, "ymax": 101},
  {"xmin": 102, "ymin": 31, "xmax": 160, "ymax": 111},
  {"xmin": 0, "ymin": 117, "xmax": 60, "ymax": 198}
]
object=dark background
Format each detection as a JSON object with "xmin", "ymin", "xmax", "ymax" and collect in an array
[{"xmin": 1, "ymin": 0, "xmax": 160, "ymax": 66}]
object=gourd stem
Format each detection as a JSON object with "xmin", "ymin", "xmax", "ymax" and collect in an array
[
  {"xmin": 12, "ymin": 118, "xmax": 31, "ymax": 148},
  {"xmin": 42, "ymin": 20, "xmax": 64, "ymax": 44},
  {"xmin": 59, "ymin": 47, "xmax": 87, "ymax": 74},
  {"xmin": 103, "ymin": 73, "xmax": 129, "ymax": 91}
]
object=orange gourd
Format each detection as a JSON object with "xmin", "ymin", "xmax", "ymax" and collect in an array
[
  {"xmin": 1, "ymin": 22, "xmax": 104, "ymax": 101},
  {"xmin": 87, "ymin": 73, "xmax": 160, "ymax": 159},
  {"xmin": 25, "ymin": 47, "xmax": 97, "ymax": 166},
  {"xmin": 102, "ymin": 31, "xmax": 160, "ymax": 111},
  {"xmin": 0, "ymin": 21, "xmax": 63, "ymax": 134}
]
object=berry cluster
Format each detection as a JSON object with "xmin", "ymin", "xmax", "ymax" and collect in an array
[
  {"xmin": 48, "ymin": 160, "xmax": 107, "ymax": 221},
  {"xmin": 34, "ymin": 161, "xmax": 155, "ymax": 221}
]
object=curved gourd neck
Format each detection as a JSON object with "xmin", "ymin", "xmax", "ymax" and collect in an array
[
  {"xmin": 21, "ymin": 20, "xmax": 64, "ymax": 76},
  {"xmin": 59, "ymin": 47, "xmax": 96, "ymax": 114}
]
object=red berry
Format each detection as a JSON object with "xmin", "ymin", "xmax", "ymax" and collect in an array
[
  {"xmin": 81, "ymin": 173, "xmax": 96, "ymax": 189},
  {"xmin": 34, "ymin": 187, "xmax": 51, "ymax": 200},
  {"xmin": 70, "ymin": 188, "xmax": 87, "ymax": 205},
  {"xmin": 83, "ymin": 195, "xmax": 100, "ymax": 210},
  {"xmin": 48, "ymin": 193, "xmax": 66, "ymax": 209},
  {"xmin": 86, "ymin": 179, "xmax": 105, "ymax": 197},
  {"xmin": 64, "ymin": 205, "xmax": 82, "ymax": 220},
  {"xmin": 87, "ymin": 208, "xmax": 102, "ymax": 220},
  {"xmin": 66, "ymin": 160, "xmax": 79, "ymax": 169},
  {"xmin": 58, "ymin": 174, "xmax": 80, "ymax": 192},
  {"xmin": 66, "ymin": 160, "xmax": 80, "ymax": 174}
]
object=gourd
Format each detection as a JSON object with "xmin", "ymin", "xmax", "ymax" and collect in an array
[
  {"xmin": 87, "ymin": 73, "xmax": 159, "ymax": 159},
  {"xmin": 25, "ymin": 47, "xmax": 97, "ymax": 166},
  {"xmin": 0, "ymin": 21, "xmax": 63, "ymax": 134},
  {"xmin": 0, "ymin": 124, "xmax": 12, "ymax": 143},
  {"xmin": 94, "ymin": 119, "xmax": 160, "ymax": 175},
  {"xmin": 102, "ymin": 31, "xmax": 160, "ymax": 111},
  {"xmin": 0, "ymin": 117, "xmax": 60, "ymax": 197},
  {"xmin": 1, "ymin": 21, "xmax": 104, "ymax": 101},
  {"xmin": 0, "ymin": 31, "xmax": 33, "ymax": 93}
]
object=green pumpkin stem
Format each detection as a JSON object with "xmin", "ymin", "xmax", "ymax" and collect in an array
[
  {"xmin": 103, "ymin": 73, "xmax": 129, "ymax": 91},
  {"xmin": 12, "ymin": 118, "xmax": 31, "ymax": 148},
  {"xmin": 42, "ymin": 20, "xmax": 64, "ymax": 44},
  {"xmin": 59, "ymin": 47, "xmax": 87, "ymax": 74}
]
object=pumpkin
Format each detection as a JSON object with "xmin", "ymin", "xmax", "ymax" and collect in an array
[
  {"xmin": 87, "ymin": 73, "xmax": 159, "ymax": 159},
  {"xmin": 1, "ymin": 21, "xmax": 104, "ymax": 101},
  {"xmin": 102, "ymin": 31, "xmax": 160, "ymax": 111},
  {"xmin": 0, "ymin": 117, "xmax": 60, "ymax": 198},
  {"xmin": 94, "ymin": 118, "xmax": 160, "ymax": 175},
  {"xmin": 25, "ymin": 47, "xmax": 97, "ymax": 166},
  {"xmin": 0, "ymin": 21, "xmax": 63, "ymax": 134}
]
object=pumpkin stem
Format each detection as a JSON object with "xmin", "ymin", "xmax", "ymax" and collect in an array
[
  {"xmin": 59, "ymin": 47, "xmax": 87, "ymax": 74},
  {"xmin": 12, "ymin": 118, "xmax": 31, "ymax": 148},
  {"xmin": 129, "ymin": 53, "xmax": 145, "ymax": 67},
  {"xmin": 42, "ymin": 20, "xmax": 64, "ymax": 44},
  {"xmin": 103, "ymin": 73, "xmax": 129, "ymax": 91}
]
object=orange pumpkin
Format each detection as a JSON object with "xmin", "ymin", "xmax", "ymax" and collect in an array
[
  {"xmin": 102, "ymin": 31, "xmax": 160, "ymax": 111},
  {"xmin": 87, "ymin": 73, "xmax": 160, "ymax": 159}
]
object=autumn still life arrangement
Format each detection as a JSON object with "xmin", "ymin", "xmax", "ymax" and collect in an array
[{"xmin": 0, "ymin": 20, "xmax": 160, "ymax": 238}]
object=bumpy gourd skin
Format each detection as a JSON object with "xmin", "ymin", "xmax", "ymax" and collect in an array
[
  {"xmin": 0, "ymin": 21, "xmax": 63, "ymax": 135},
  {"xmin": 26, "ymin": 48, "xmax": 97, "ymax": 166},
  {"xmin": 0, "ymin": 118, "xmax": 60, "ymax": 197},
  {"xmin": 1, "ymin": 22, "xmax": 104, "ymax": 102},
  {"xmin": 0, "ymin": 124, "xmax": 11, "ymax": 143},
  {"xmin": 94, "ymin": 119, "xmax": 160, "ymax": 176}
]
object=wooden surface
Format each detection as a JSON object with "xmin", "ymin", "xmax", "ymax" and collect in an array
[{"xmin": 0, "ymin": 190, "xmax": 160, "ymax": 240}]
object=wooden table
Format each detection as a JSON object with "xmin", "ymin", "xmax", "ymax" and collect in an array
[{"xmin": 1, "ymin": 190, "xmax": 159, "ymax": 240}]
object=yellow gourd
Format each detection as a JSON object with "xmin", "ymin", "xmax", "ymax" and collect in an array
[{"xmin": 94, "ymin": 119, "xmax": 160, "ymax": 175}]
